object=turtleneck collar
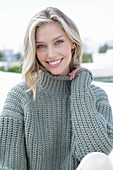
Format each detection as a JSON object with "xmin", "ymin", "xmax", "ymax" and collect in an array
[{"xmin": 38, "ymin": 70, "xmax": 71, "ymax": 94}]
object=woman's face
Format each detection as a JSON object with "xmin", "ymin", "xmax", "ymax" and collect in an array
[{"xmin": 35, "ymin": 22, "xmax": 75, "ymax": 76}]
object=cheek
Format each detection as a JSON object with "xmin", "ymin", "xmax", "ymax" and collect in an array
[
  {"xmin": 36, "ymin": 52, "xmax": 45, "ymax": 62},
  {"xmin": 62, "ymin": 45, "xmax": 72, "ymax": 57}
]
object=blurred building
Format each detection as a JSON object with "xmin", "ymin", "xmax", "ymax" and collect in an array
[
  {"xmin": 93, "ymin": 49, "xmax": 113, "ymax": 64},
  {"xmin": 0, "ymin": 49, "xmax": 16, "ymax": 62},
  {"xmin": 82, "ymin": 49, "xmax": 113, "ymax": 82}
]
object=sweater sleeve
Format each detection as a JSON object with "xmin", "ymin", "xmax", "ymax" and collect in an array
[
  {"xmin": 0, "ymin": 85, "xmax": 28, "ymax": 170},
  {"xmin": 71, "ymin": 68, "xmax": 113, "ymax": 161}
]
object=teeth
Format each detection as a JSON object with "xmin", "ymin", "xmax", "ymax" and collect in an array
[{"xmin": 48, "ymin": 59, "xmax": 61, "ymax": 65}]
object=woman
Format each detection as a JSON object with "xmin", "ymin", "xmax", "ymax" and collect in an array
[{"xmin": 0, "ymin": 7, "xmax": 113, "ymax": 170}]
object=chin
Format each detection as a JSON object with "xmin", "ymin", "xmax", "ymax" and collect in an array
[
  {"xmin": 49, "ymin": 70, "xmax": 62, "ymax": 76},
  {"xmin": 51, "ymin": 72, "xmax": 61, "ymax": 76},
  {"xmin": 51, "ymin": 70, "xmax": 67, "ymax": 76}
]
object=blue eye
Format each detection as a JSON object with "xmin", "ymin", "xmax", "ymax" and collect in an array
[
  {"xmin": 56, "ymin": 40, "xmax": 63, "ymax": 45},
  {"xmin": 37, "ymin": 45, "xmax": 46, "ymax": 49}
]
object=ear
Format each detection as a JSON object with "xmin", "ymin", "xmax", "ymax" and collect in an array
[{"xmin": 71, "ymin": 43, "xmax": 76, "ymax": 49}]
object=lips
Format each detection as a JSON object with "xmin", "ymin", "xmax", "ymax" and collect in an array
[{"xmin": 46, "ymin": 58, "xmax": 63, "ymax": 67}]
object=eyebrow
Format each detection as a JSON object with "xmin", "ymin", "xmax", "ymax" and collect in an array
[{"xmin": 35, "ymin": 35, "xmax": 64, "ymax": 44}]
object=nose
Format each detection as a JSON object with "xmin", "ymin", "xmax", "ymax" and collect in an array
[{"xmin": 47, "ymin": 46, "xmax": 55, "ymax": 59}]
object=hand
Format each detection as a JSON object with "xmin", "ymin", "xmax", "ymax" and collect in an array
[{"xmin": 69, "ymin": 66, "xmax": 83, "ymax": 80}]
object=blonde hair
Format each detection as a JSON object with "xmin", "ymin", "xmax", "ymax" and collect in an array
[{"xmin": 22, "ymin": 7, "xmax": 83, "ymax": 98}]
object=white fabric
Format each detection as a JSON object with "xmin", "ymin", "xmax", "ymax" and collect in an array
[{"xmin": 77, "ymin": 152, "xmax": 113, "ymax": 170}]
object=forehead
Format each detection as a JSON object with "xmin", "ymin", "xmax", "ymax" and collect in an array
[{"xmin": 35, "ymin": 22, "xmax": 66, "ymax": 41}]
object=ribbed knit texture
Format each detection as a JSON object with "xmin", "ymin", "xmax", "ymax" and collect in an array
[{"xmin": 0, "ymin": 69, "xmax": 113, "ymax": 170}]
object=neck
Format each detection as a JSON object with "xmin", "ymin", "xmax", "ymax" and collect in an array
[{"xmin": 38, "ymin": 70, "xmax": 71, "ymax": 94}]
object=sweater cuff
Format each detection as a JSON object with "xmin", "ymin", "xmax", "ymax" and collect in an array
[{"xmin": 71, "ymin": 68, "xmax": 93, "ymax": 91}]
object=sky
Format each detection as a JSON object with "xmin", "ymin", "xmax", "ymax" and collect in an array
[{"xmin": 0, "ymin": 0, "xmax": 113, "ymax": 53}]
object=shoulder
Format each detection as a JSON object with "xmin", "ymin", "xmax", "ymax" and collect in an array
[
  {"xmin": 5, "ymin": 81, "xmax": 33, "ymax": 107},
  {"xmin": 90, "ymin": 83, "xmax": 110, "ymax": 104},
  {"xmin": 9, "ymin": 81, "xmax": 28, "ymax": 93},
  {"xmin": 1, "ymin": 81, "xmax": 33, "ymax": 119}
]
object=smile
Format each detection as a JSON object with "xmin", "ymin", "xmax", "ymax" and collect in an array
[{"xmin": 46, "ymin": 58, "xmax": 63, "ymax": 67}]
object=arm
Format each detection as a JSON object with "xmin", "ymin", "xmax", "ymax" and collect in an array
[
  {"xmin": 70, "ymin": 68, "xmax": 113, "ymax": 161},
  {"xmin": 0, "ymin": 85, "xmax": 28, "ymax": 170}
]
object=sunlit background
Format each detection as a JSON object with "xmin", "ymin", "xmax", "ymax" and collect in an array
[{"xmin": 0, "ymin": 0, "xmax": 113, "ymax": 52}]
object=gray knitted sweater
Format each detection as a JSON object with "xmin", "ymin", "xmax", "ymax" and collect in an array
[{"xmin": 0, "ymin": 69, "xmax": 113, "ymax": 170}]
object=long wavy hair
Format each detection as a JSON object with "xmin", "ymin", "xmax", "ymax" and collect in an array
[{"xmin": 22, "ymin": 7, "xmax": 83, "ymax": 98}]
